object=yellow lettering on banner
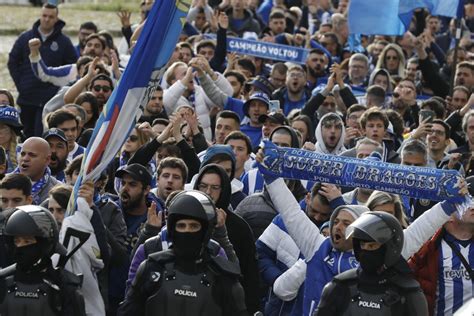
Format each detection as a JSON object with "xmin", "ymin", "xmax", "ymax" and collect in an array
[{"xmin": 176, "ymin": 0, "xmax": 192, "ymax": 12}]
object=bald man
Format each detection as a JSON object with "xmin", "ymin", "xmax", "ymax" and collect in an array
[{"xmin": 17, "ymin": 137, "xmax": 59, "ymax": 204}]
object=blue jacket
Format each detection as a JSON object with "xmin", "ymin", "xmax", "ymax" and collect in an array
[
  {"xmin": 303, "ymin": 239, "xmax": 358, "ymax": 315},
  {"xmin": 8, "ymin": 19, "xmax": 77, "ymax": 107}
]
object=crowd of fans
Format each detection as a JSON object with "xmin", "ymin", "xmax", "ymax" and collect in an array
[{"xmin": 0, "ymin": 0, "xmax": 473, "ymax": 315}]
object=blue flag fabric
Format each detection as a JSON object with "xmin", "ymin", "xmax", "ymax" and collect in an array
[
  {"xmin": 349, "ymin": 0, "xmax": 463, "ymax": 35},
  {"xmin": 67, "ymin": 0, "xmax": 191, "ymax": 215},
  {"xmin": 348, "ymin": 0, "xmax": 406, "ymax": 35}
]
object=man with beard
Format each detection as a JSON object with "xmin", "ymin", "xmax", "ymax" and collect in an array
[
  {"xmin": 47, "ymin": 109, "xmax": 84, "ymax": 161},
  {"xmin": 16, "ymin": 137, "xmax": 59, "ymax": 205},
  {"xmin": 110, "ymin": 163, "xmax": 164, "ymax": 314},
  {"xmin": 224, "ymin": 71, "xmax": 246, "ymax": 99},
  {"xmin": 87, "ymin": 73, "xmax": 113, "ymax": 112},
  {"xmin": 82, "ymin": 33, "xmax": 106, "ymax": 58},
  {"xmin": 272, "ymin": 65, "xmax": 312, "ymax": 116},
  {"xmin": 43, "ymin": 128, "xmax": 69, "ymax": 182},
  {"xmin": 138, "ymin": 86, "xmax": 168, "ymax": 124},
  {"xmin": 63, "ymin": 64, "xmax": 114, "ymax": 113},
  {"xmin": 305, "ymin": 49, "xmax": 329, "ymax": 90},
  {"xmin": 75, "ymin": 22, "xmax": 98, "ymax": 56}
]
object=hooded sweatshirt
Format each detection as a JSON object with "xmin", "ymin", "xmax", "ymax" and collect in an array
[
  {"xmin": 314, "ymin": 113, "xmax": 347, "ymax": 155},
  {"xmin": 368, "ymin": 68, "xmax": 394, "ymax": 94},
  {"xmin": 200, "ymin": 144, "xmax": 247, "ymax": 209},
  {"xmin": 193, "ymin": 164, "xmax": 261, "ymax": 314}
]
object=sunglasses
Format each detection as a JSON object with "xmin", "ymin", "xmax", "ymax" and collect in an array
[
  {"xmin": 92, "ymin": 85, "xmax": 111, "ymax": 93},
  {"xmin": 128, "ymin": 135, "xmax": 139, "ymax": 142}
]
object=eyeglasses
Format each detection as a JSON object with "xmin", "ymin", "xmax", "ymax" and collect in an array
[
  {"xmin": 128, "ymin": 135, "xmax": 139, "ymax": 142},
  {"xmin": 92, "ymin": 85, "xmax": 112, "ymax": 93},
  {"xmin": 197, "ymin": 183, "xmax": 221, "ymax": 192}
]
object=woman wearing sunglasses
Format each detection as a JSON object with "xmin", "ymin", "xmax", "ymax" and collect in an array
[{"xmin": 113, "ymin": 125, "xmax": 155, "ymax": 194}]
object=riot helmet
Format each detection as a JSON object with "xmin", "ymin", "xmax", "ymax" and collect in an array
[
  {"xmin": 3, "ymin": 205, "xmax": 66, "ymax": 271},
  {"xmin": 166, "ymin": 190, "xmax": 217, "ymax": 257},
  {"xmin": 346, "ymin": 211, "xmax": 404, "ymax": 269}
]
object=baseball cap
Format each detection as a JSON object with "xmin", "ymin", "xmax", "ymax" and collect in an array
[
  {"xmin": 243, "ymin": 92, "xmax": 271, "ymax": 117},
  {"xmin": 258, "ymin": 111, "xmax": 288, "ymax": 125},
  {"xmin": 115, "ymin": 163, "xmax": 152, "ymax": 186},
  {"xmin": 43, "ymin": 128, "xmax": 67, "ymax": 145},
  {"xmin": 0, "ymin": 106, "xmax": 22, "ymax": 134}
]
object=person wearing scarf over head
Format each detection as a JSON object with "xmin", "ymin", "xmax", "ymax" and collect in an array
[{"xmin": 314, "ymin": 112, "xmax": 346, "ymax": 155}]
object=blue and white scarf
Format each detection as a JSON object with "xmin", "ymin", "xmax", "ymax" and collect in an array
[{"xmin": 14, "ymin": 167, "xmax": 51, "ymax": 205}]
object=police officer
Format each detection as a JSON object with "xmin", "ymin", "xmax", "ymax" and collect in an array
[
  {"xmin": 315, "ymin": 211, "xmax": 428, "ymax": 316},
  {"xmin": 118, "ymin": 190, "xmax": 248, "ymax": 316},
  {"xmin": 0, "ymin": 205, "xmax": 86, "ymax": 316}
]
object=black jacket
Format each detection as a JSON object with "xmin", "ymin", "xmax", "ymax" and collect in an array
[{"xmin": 194, "ymin": 164, "xmax": 261, "ymax": 314}]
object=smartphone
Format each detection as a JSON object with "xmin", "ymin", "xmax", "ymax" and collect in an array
[
  {"xmin": 269, "ymin": 100, "xmax": 280, "ymax": 112},
  {"xmin": 419, "ymin": 109, "xmax": 435, "ymax": 123}
]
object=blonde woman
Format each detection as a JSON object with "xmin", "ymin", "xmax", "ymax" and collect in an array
[
  {"xmin": 366, "ymin": 190, "xmax": 409, "ymax": 228},
  {"xmin": 375, "ymin": 43, "xmax": 406, "ymax": 78}
]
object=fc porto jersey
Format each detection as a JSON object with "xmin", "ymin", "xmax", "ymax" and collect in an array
[{"xmin": 435, "ymin": 234, "xmax": 474, "ymax": 315}]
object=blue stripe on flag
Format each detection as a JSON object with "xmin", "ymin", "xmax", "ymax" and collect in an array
[{"xmin": 67, "ymin": 0, "xmax": 191, "ymax": 215}]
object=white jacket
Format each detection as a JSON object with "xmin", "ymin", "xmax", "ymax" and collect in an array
[
  {"xmin": 55, "ymin": 198, "xmax": 105, "ymax": 316},
  {"xmin": 163, "ymin": 73, "xmax": 233, "ymax": 140}
]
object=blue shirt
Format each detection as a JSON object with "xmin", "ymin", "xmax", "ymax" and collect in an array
[
  {"xmin": 241, "ymin": 124, "xmax": 262, "ymax": 150},
  {"xmin": 283, "ymin": 91, "xmax": 307, "ymax": 116}
]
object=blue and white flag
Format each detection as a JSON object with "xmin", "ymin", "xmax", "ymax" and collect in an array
[
  {"xmin": 349, "ymin": 0, "xmax": 464, "ymax": 35},
  {"xmin": 67, "ymin": 0, "xmax": 191, "ymax": 215}
]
